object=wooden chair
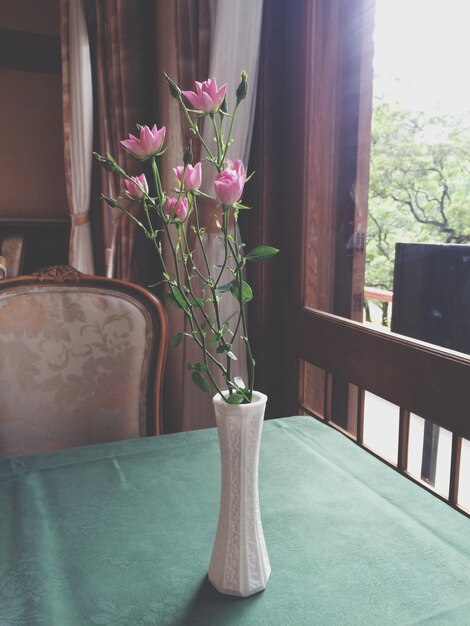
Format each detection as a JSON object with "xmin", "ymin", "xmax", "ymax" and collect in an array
[
  {"xmin": 0, "ymin": 234, "xmax": 25, "ymax": 277},
  {"xmin": 0, "ymin": 265, "xmax": 168, "ymax": 457},
  {"xmin": 0, "ymin": 256, "xmax": 6, "ymax": 280}
]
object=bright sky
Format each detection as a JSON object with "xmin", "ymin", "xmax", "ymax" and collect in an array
[{"xmin": 373, "ymin": 0, "xmax": 470, "ymax": 115}]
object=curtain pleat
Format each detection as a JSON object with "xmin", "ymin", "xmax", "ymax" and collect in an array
[
  {"xmin": 95, "ymin": 0, "xmax": 150, "ymax": 280},
  {"xmin": 154, "ymin": 0, "xmax": 211, "ymax": 433}
]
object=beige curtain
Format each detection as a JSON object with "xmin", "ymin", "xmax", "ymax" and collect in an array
[{"xmin": 60, "ymin": 0, "xmax": 95, "ymax": 274}]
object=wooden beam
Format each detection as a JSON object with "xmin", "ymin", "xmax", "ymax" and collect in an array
[{"xmin": 0, "ymin": 29, "xmax": 61, "ymax": 74}]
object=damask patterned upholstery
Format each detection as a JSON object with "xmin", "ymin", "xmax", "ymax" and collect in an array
[{"xmin": 0, "ymin": 267, "xmax": 167, "ymax": 457}]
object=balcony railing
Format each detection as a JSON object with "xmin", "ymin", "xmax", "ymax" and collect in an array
[
  {"xmin": 364, "ymin": 287, "xmax": 393, "ymax": 327},
  {"xmin": 364, "ymin": 286, "xmax": 393, "ymax": 303},
  {"xmin": 363, "ymin": 285, "xmax": 466, "ymax": 504}
]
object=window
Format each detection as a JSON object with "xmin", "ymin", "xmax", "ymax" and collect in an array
[{"xmin": 254, "ymin": 0, "xmax": 470, "ymax": 514}]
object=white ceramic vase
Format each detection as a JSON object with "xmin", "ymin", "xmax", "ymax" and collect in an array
[{"xmin": 208, "ymin": 390, "xmax": 271, "ymax": 597}]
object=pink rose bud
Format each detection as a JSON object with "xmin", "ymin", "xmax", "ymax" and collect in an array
[
  {"xmin": 214, "ymin": 160, "xmax": 246, "ymax": 206},
  {"xmin": 182, "ymin": 78, "xmax": 227, "ymax": 113},
  {"xmin": 173, "ymin": 162, "xmax": 202, "ymax": 191},
  {"xmin": 164, "ymin": 196, "xmax": 189, "ymax": 220},
  {"xmin": 120, "ymin": 124, "xmax": 166, "ymax": 160},
  {"xmin": 124, "ymin": 174, "xmax": 148, "ymax": 199}
]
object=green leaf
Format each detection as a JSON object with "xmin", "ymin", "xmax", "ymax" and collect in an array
[
  {"xmin": 216, "ymin": 280, "xmax": 234, "ymax": 293},
  {"xmin": 233, "ymin": 202, "xmax": 251, "ymax": 210},
  {"xmin": 189, "ymin": 296, "xmax": 205, "ymax": 308},
  {"xmin": 192, "ymin": 362, "xmax": 209, "ymax": 373},
  {"xmin": 226, "ymin": 393, "xmax": 244, "ymax": 404},
  {"xmin": 245, "ymin": 246, "xmax": 280, "ymax": 262},
  {"xmin": 171, "ymin": 332, "xmax": 184, "ymax": 347},
  {"xmin": 165, "ymin": 290, "xmax": 187, "ymax": 309},
  {"xmin": 191, "ymin": 371, "xmax": 211, "ymax": 394},
  {"xmin": 230, "ymin": 280, "xmax": 253, "ymax": 303}
]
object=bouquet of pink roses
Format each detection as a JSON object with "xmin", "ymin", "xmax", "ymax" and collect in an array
[{"xmin": 94, "ymin": 73, "xmax": 278, "ymax": 404}]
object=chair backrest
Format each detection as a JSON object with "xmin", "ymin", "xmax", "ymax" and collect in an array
[
  {"xmin": 0, "ymin": 256, "xmax": 6, "ymax": 280},
  {"xmin": 0, "ymin": 265, "xmax": 168, "ymax": 457}
]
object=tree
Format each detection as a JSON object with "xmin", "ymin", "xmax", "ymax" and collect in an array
[{"xmin": 366, "ymin": 102, "xmax": 470, "ymax": 325}]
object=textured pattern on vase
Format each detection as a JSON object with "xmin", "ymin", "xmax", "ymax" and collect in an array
[{"xmin": 208, "ymin": 392, "xmax": 271, "ymax": 597}]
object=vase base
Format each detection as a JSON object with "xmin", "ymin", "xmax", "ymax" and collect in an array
[{"xmin": 208, "ymin": 566, "xmax": 271, "ymax": 598}]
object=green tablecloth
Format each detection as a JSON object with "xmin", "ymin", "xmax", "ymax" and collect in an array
[{"xmin": 1, "ymin": 416, "xmax": 469, "ymax": 625}]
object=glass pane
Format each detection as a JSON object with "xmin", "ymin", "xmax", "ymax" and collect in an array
[
  {"xmin": 365, "ymin": 1, "xmax": 470, "ymax": 357},
  {"xmin": 362, "ymin": 392, "xmax": 398, "ymax": 465},
  {"xmin": 458, "ymin": 437, "xmax": 470, "ymax": 513},
  {"xmin": 301, "ymin": 361, "xmax": 325, "ymax": 419},
  {"xmin": 407, "ymin": 414, "xmax": 452, "ymax": 498}
]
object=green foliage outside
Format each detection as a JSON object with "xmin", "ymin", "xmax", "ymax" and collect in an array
[{"xmin": 366, "ymin": 102, "xmax": 470, "ymax": 325}]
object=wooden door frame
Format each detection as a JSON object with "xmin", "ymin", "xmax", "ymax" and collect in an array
[{"xmin": 248, "ymin": 0, "xmax": 377, "ymax": 417}]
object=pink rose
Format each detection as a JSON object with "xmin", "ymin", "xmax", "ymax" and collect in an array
[
  {"xmin": 120, "ymin": 124, "xmax": 166, "ymax": 160},
  {"xmin": 173, "ymin": 162, "xmax": 202, "ymax": 191},
  {"xmin": 164, "ymin": 196, "xmax": 189, "ymax": 220},
  {"xmin": 214, "ymin": 160, "xmax": 246, "ymax": 206},
  {"xmin": 182, "ymin": 78, "xmax": 227, "ymax": 113},
  {"xmin": 124, "ymin": 174, "xmax": 148, "ymax": 199}
]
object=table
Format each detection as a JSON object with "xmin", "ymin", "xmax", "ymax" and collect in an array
[{"xmin": 1, "ymin": 416, "xmax": 470, "ymax": 625}]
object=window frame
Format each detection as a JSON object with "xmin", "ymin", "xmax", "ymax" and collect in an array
[{"xmin": 250, "ymin": 0, "xmax": 469, "ymax": 514}]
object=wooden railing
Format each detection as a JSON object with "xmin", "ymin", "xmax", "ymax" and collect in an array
[
  {"xmin": 296, "ymin": 307, "xmax": 470, "ymax": 516},
  {"xmin": 364, "ymin": 287, "xmax": 393, "ymax": 303}
]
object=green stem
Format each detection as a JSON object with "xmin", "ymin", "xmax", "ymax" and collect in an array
[
  {"xmin": 113, "ymin": 202, "xmax": 150, "ymax": 233},
  {"xmin": 151, "ymin": 157, "xmax": 164, "ymax": 202},
  {"xmin": 141, "ymin": 201, "xmax": 170, "ymax": 278},
  {"xmin": 225, "ymin": 219, "xmax": 255, "ymax": 400},
  {"xmin": 149, "ymin": 159, "xmax": 228, "ymax": 397},
  {"xmin": 211, "ymin": 114, "xmax": 223, "ymax": 166},
  {"xmin": 162, "ymin": 215, "xmax": 228, "ymax": 396},
  {"xmin": 193, "ymin": 196, "xmax": 211, "ymax": 276},
  {"xmin": 221, "ymin": 102, "xmax": 240, "ymax": 164},
  {"xmin": 192, "ymin": 196, "xmax": 224, "ymax": 336},
  {"xmin": 214, "ymin": 208, "xmax": 231, "ymax": 288},
  {"xmin": 178, "ymin": 97, "xmax": 216, "ymax": 161},
  {"xmin": 179, "ymin": 223, "xmax": 221, "ymax": 341},
  {"xmin": 186, "ymin": 318, "xmax": 228, "ymax": 375}
]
